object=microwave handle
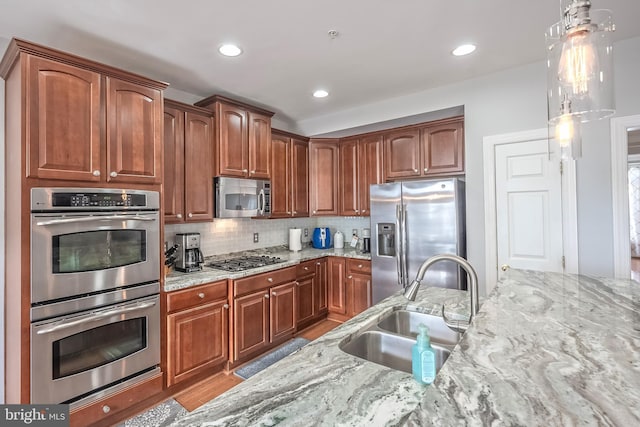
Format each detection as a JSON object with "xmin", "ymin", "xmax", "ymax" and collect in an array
[
  {"xmin": 36, "ymin": 215, "xmax": 157, "ymax": 226},
  {"xmin": 258, "ymin": 189, "xmax": 266, "ymax": 215},
  {"xmin": 35, "ymin": 300, "xmax": 157, "ymax": 335}
]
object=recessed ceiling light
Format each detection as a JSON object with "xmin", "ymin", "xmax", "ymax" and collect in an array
[
  {"xmin": 313, "ymin": 89, "xmax": 329, "ymax": 98},
  {"xmin": 219, "ymin": 44, "xmax": 242, "ymax": 57},
  {"xmin": 452, "ymin": 44, "xmax": 476, "ymax": 56}
]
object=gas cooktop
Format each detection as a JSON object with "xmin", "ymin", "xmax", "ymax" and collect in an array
[{"xmin": 208, "ymin": 255, "xmax": 285, "ymax": 272}]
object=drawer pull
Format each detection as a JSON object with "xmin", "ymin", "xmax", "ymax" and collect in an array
[
  {"xmin": 264, "ymin": 294, "xmax": 270, "ymax": 299},
  {"xmin": 198, "ymin": 292, "xmax": 205, "ymax": 299},
  {"xmin": 358, "ymin": 264, "xmax": 363, "ymax": 268},
  {"xmin": 102, "ymin": 405, "xmax": 111, "ymax": 414},
  {"xmin": 316, "ymin": 262, "xmax": 321, "ymax": 265},
  {"xmin": 223, "ymin": 304, "xmax": 229, "ymax": 309},
  {"xmin": 267, "ymin": 278, "xmax": 274, "ymax": 283},
  {"xmin": 272, "ymin": 291, "xmax": 277, "ymax": 296},
  {"xmin": 304, "ymin": 267, "xmax": 309, "ymax": 271},
  {"xmin": 348, "ymin": 275, "xmax": 353, "ymax": 279}
]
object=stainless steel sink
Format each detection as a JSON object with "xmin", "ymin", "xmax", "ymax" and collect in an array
[
  {"xmin": 339, "ymin": 330, "xmax": 451, "ymax": 374},
  {"xmin": 377, "ymin": 309, "xmax": 460, "ymax": 345},
  {"xmin": 338, "ymin": 308, "xmax": 461, "ymax": 375}
]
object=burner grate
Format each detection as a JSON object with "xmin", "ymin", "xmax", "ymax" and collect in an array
[{"xmin": 208, "ymin": 255, "xmax": 284, "ymax": 272}]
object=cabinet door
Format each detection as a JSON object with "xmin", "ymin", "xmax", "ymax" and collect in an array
[
  {"xmin": 339, "ymin": 138, "xmax": 360, "ymax": 216},
  {"xmin": 248, "ymin": 111, "xmax": 271, "ymax": 179},
  {"xmin": 106, "ymin": 77, "xmax": 162, "ymax": 184},
  {"xmin": 217, "ymin": 103, "xmax": 248, "ymax": 177},
  {"xmin": 163, "ymin": 106, "xmax": 185, "ymax": 223},
  {"xmin": 296, "ymin": 276, "xmax": 315, "ymax": 328},
  {"xmin": 291, "ymin": 138, "xmax": 309, "ymax": 217},
  {"xmin": 314, "ymin": 258, "xmax": 328, "ymax": 314},
  {"xmin": 270, "ymin": 282, "xmax": 296, "ymax": 342},
  {"xmin": 347, "ymin": 274, "xmax": 372, "ymax": 317},
  {"xmin": 421, "ymin": 121, "xmax": 464, "ymax": 176},
  {"xmin": 309, "ymin": 140, "xmax": 340, "ymax": 216},
  {"xmin": 270, "ymin": 134, "xmax": 292, "ymax": 218},
  {"xmin": 384, "ymin": 128, "xmax": 420, "ymax": 180},
  {"xmin": 166, "ymin": 299, "xmax": 229, "ymax": 386},
  {"xmin": 234, "ymin": 290, "xmax": 269, "ymax": 361},
  {"xmin": 184, "ymin": 111, "xmax": 214, "ymax": 221},
  {"xmin": 327, "ymin": 258, "xmax": 346, "ymax": 314},
  {"xmin": 27, "ymin": 56, "xmax": 102, "ymax": 181},
  {"xmin": 358, "ymin": 135, "xmax": 384, "ymax": 216}
]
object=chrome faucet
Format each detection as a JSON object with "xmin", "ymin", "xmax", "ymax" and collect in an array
[{"xmin": 403, "ymin": 254, "xmax": 479, "ymax": 331}]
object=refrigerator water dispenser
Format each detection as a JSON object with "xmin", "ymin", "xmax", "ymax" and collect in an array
[{"xmin": 377, "ymin": 223, "xmax": 396, "ymax": 256}]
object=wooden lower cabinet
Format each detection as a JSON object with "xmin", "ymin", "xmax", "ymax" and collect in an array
[
  {"xmin": 315, "ymin": 258, "xmax": 328, "ymax": 314},
  {"xmin": 234, "ymin": 290, "xmax": 270, "ymax": 361},
  {"xmin": 295, "ymin": 258, "xmax": 328, "ymax": 331},
  {"xmin": 166, "ymin": 280, "xmax": 229, "ymax": 387},
  {"xmin": 296, "ymin": 275, "xmax": 315, "ymax": 327},
  {"xmin": 270, "ymin": 282, "xmax": 296, "ymax": 341},
  {"xmin": 328, "ymin": 258, "xmax": 372, "ymax": 321}
]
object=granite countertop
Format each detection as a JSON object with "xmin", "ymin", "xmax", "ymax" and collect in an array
[
  {"xmin": 169, "ymin": 269, "xmax": 640, "ymax": 426},
  {"xmin": 164, "ymin": 245, "xmax": 371, "ymax": 292}
]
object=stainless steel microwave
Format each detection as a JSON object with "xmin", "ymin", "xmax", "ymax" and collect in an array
[{"xmin": 215, "ymin": 177, "xmax": 271, "ymax": 218}]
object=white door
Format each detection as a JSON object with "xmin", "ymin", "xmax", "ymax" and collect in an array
[{"xmin": 494, "ymin": 139, "xmax": 564, "ymax": 274}]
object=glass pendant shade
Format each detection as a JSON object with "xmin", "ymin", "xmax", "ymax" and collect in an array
[{"xmin": 546, "ymin": 5, "xmax": 615, "ymax": 125}]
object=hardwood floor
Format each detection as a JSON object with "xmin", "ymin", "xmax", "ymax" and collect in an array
[{"xmin": 174, "ymin": 319, "xmax": 341, "ymax": 412}]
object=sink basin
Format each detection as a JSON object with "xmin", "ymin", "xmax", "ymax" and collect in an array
[
  {"xmin": 377, "ymin": 309, "xmax": 461, "ymax": 345},
  {"xmin": 340, "ymin": 330, "xmax": 451, "ymax": 374}
]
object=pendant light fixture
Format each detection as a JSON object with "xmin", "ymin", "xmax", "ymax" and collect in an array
[{"xmin": 546, "ymin": 0, "xmax": 615, "ymax": 159}]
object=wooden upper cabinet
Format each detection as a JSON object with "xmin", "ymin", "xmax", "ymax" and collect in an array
[
  {"xmin": 291, "ymin": 138, "xmax": 309, "ymax": 217},
  {"xmin": 421, "ymin": 120, "xmax": 464, "ymax": 176},
  {"xmin": 164, "ymin": 100, "xmax": 214, "ymax": 223},
  {"xmin": 270, "ymin": 130, "xmax": 309, "ymax": 218},
  {"xmin": 309, "ymin": 140, "xmax": 340, "ymax": 216},
  {"xmin": 358, "ymin": 134, "xmax": 384, "ymax": 215},
  {"xmin": 339, "ymin": 138, "xmax": 360, "ymax": 216},
  {"xmin": 163, "ymin": 105, "xmax": 185, "ymax": 222},
  {"xmin": 384, "ymin": 128, "xmax": 421, "ymax": 180},
  {"xmin": 26, "ymin": 56, "xmax": 102, "ymax": 181},
  {"xmin": 196, "ymin": 96, "xmax": 274, "ymax": 179},
  {"xmin": 248, "ymin": 112, "xmax": 271, "ymax": 179},
  {"xmin": 217, "ymin": 102, "xmax": 248, "ymax": 177}
]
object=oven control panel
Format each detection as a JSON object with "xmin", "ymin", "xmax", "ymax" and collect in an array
[
  {"xmin": 31, "ymin": 188, "xmax": 160, "ymax": 211},
  {"xmin": 53, "ymin": 192, "xmax": 146, "ymax": 207}
]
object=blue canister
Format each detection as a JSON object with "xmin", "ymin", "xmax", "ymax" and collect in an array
[{"xmin": 312, "ymin": 227, "xmax": 332, "ymax": 249}]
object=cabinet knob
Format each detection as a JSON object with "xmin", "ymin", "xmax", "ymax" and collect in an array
[
  {"xmin": 304, "ymin": 267, "xmax": 309, "ymax": 271},
  {"xmin": 176, "ymin": 213, "xmax": 183, "ymax": 219},
  {"xmin": 188, "ymin": 213, "xmax": 193, "ymax": 218},
  {"xmin": 316, "ymin": 262, "xmax": 321, "ymax": 265},
  {"xmin": 295, "ymin": 281, "xmax": 300, "ymax": 286},
  {"xmin": 358, "ymin": 264, "xmax": 363, "ymax": 268},
  {"xmin": 92, "ymin": 170, "xmax": 101, "ymax": 177},
  {"xmin": 250, "ymin": 170, "xmax": 256, "ymax": 174},
  {"xmin": 361, "ymin": 209, "xmax": 366, "ymax": 214},
  {"xmin": 264, "ymin": 294, "xmax": 270, "ymax": 299},
  {"xmin": 312, "ymin": 210, "xmax": 316, "ymax": 214},
  {"xmin": 347, "ymin": 275, "xmax": 353, "ymax": 279},
  {"xmin": 413, "ymin": 168, "xmax": 418, "ymax": 173},
  {"xmin": 223, "ymin": 303, "xmax": 229, "ymax": 309},
  {"xmin": 272, "ymin": 291, "xmax": 277, "ymax": 296},
  {"xmin": 198, "ymin": 292, "xmax": 205, "ymax": 299},
  {"xmin": 293, "ymin": 211, "xmax": 297, "ymax": 215},
  {"xmin": 102, "ymin": 405, "xmax": 111, "ymax": 414},
  {"xmin": 287, "ymin": 211, "xmax": 291, "ymax": 215},
  {"xmin": 355, "ymin": 209, "xmax": 359, "ymax": 213},
  {"xmin": 424, "ymin": 167, "xmax": 429, "ymax": 173},
  {"xmin": 110, "ymin": 171, "xmax": 118, "ymax": 178},
  {"xmin": 242, "ymin": 169, "xmax": 248, "ymax": 173},
  {"xmin": 267, "ymin": 277, "xmax": 273, "ymax": 282}
]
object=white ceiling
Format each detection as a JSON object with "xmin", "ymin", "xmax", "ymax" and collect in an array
[{"xmin": 1, "ymin": 0, "xmax": 639, "ymax": 127}]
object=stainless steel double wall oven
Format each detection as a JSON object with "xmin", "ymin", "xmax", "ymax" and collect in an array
[{"xmin": 29, "ymin": 188, "xmax": 161, "ymax": 406}]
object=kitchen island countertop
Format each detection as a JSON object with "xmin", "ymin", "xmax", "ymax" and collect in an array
[
  {"xmin": 164, "ymin": 245, "xmax": 370, "ymax": 292},
  {"xmin": 169, "ymin": 269, "xmax": 640, "ymax": 426}
]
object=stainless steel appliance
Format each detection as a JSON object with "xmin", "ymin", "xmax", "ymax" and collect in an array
[
  {"xmin": 215, "ymin": 177, "xmax": 271, "ymax": 218},
  {"xmin": 29, "ymin": 188, "xmax": 161, "ymax": 406},
  {"xmin": 174, "ymin": 233, "xmax": 204, "ymax": 272},
  {"xmin": 370, "ymin": 178, "xmax": 466, "ymax": 304},
  {"xmin": 208, "ymin": 255, "xmax": 284, "ymax": 272},
  {"xmin": 30, "ymin": 188, "xmax": 160, "ymax": 304}
]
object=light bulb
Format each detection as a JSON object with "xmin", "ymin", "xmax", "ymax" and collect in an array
[
  {"xmin": 555, "ymin": 114, "xmax": 575, "ymax": 147},
  {"xmin": 557, "ymin": 31, "xmax": 599, "ymax": 96}
]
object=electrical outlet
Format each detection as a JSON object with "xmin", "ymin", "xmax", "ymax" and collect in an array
[
  {"xmin": 352, "ymin": 228, "xmax": 358, "ymax": 236},
  {"xmin": 304, "ymin": 228, "xmax": 308, "ymax": 237},
  {"xmin": 253, "ymin": 233, "xmax": 259, "ymax": 243}
]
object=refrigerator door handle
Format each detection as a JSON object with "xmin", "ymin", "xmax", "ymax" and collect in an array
[
  {"xmin": 401, "ymin": 204, "xmax": 408, "ymax": 288},
  {"xmin": 395, "ymin": 204, "xmax": 404, "ymax": 286}
]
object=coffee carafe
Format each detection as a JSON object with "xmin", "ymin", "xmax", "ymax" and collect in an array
[{"xmin": 175, "ymin": 233, "xmax": 204, "ymax": 272}]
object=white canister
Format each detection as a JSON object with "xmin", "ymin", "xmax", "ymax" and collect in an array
[
  {"xmin": 289, "ymin": 228, "xmax": 302, "ymax": 251},
  {"xmin": 334, "ymin": 231, "xmax": 344, "ymax": 249}
]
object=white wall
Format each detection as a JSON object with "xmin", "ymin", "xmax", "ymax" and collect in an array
[
  {"xmin": 297, "ymin": 36, "xmax": 640, "ymax": 289},
  {"xmin": 0, "ymin": 65, "xmax": 5, "ymax": 404}
]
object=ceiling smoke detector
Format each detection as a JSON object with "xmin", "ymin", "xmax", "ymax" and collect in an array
[{"xmin": 327, "ymin": 30, "xmax": 339, "ymax": 39}]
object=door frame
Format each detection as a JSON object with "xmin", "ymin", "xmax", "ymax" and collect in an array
[
  {"xmin": 483, "ymin": 128, "xmax": 578, "ymax": 294},
  {"xmin": 611, "ymin": 114, "xmax": 640, "ymax": 279}
]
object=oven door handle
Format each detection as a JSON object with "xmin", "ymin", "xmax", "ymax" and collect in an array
[
  {"xmin": 36, "ymin": 215, "xmax": 158, "ymax": 226},
  {"xmin": 35, "ymin": 300, "xmax": 157, "ymax": 335}
]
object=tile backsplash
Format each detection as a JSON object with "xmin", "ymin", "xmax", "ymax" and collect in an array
[{"xmin": 165, "ymin": 216, "xmax": 371, "ymax": 256}]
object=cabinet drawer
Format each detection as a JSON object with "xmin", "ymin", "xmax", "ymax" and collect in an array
[
  {"xmin": 234, "ymin": 266, "xmax": 296, "ymax": 297},
  {"xmin": 166, "ymin": 280, "xmax": 228, "ymax": 313},
  {"xmin": 296, "ymin": 260, "xmax": 317, "ymax": 277},
  {"xmin": 346, "ymin": 259, "xmax": 371, "ymax": 275}
]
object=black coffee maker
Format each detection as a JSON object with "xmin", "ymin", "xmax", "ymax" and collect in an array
[{"xmin": 174, "ymin": 233, "xmax": 204, "ymax": 272}]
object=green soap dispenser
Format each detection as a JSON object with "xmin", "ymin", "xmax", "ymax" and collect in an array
[{"xmin": 412, "ymin": 323, "xmax": 436, "ymax": 385}]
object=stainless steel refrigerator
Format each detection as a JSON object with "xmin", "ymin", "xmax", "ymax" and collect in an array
[{"xmin": 370, "ymin": 178, "xmax": 466, "ymax": 304}]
